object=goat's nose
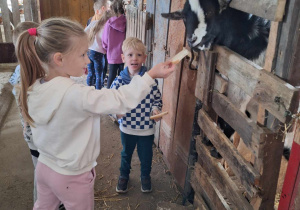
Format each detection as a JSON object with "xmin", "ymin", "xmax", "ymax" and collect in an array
[{"xmin": 187, "ymin": 36, "xmax": 196, "ymax": 44}]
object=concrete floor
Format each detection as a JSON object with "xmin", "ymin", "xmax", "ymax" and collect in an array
[{"xmin": 0, "ymin": 99, "xmax": 192, "ymax": 210}]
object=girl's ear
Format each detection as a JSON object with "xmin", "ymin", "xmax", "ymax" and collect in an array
[{"xmin": 53, "ymin": 52, "xmax": 63, "ymax": 67}]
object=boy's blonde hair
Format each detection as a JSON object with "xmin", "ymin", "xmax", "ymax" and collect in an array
[
  {"xmin": 13, "ymin": 21, "xmax": 39, "ymax": 46},
  {"xmin": 94, "ymin": 0, "xmax": 107, "ymax": 11},
  {"xmin": 16, "ymin": 18, "xmax": 86, "ymax": 126},
  {"xmin": 122, "ymin": 37, "xmax": 146, "ymax": 54}
]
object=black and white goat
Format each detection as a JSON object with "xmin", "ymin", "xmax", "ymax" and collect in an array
[
  {"xmin": 161, "ymin": 0, "xmax": 270, "ymax": 61},
  {"xmin": 161, "ymin": 0, "xmax": 293, "ymax": 159}
]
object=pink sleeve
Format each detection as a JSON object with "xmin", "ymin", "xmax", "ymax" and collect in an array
[{"xmin": 102, "ymin": 22, "xmax": 109, "ymax": 51}]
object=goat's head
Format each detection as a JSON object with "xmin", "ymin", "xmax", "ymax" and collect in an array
[{"xmin": 162, "ymin": 0, "xmax": 231, "ymax": 51}]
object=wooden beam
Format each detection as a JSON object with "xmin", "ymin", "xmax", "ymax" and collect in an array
[
  {"xmin": 230, "ymin": 0, "xmax": 287, "ymax": 21},
  {"xmin": 31, "ymin": 0, "xmax": 39, "ymax": 23},
  {"xmin": 191, "ymin": 163, "xmax": 231, "ymax": 210},
  {"xmin": 197, "ymin": 109, "xmax": 261, "ymax": 195},
  {"xmin": 275, "ymin": 0, "xmax": 300, "ymax": 81},
  {"xmin": 23, "ymin": 0, "xmax": 33, "ymax": 21},
  {"xmin": 215, "ymin": 45, "xmax": 299, "ymax": 123},
  {"xmin": 11, "ymin": 0, "xmax": 21, "ymax": 26},
  {"xmin": 254, "ymin": 132, "xmax": 284, "ymax": 209},
  {"xmin": 214, "ymin": 74, "xmax": 228, "ymax": 94},
  {"xmin": 211, "ymin": 91, "xmax": 263, "ymax": 156},
  {"xmin": 195, "ymin": 136, "xmax": 254, "ymax": 209},
  {"xmin": 195, "ymin": 51, "xmax": 218, "ymax": 111},
  {"xmin": 0, "ymin": 0, "xmax": 13, "ymax": 42}
]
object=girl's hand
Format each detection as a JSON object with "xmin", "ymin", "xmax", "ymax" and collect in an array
[
  {"xmin": 152, "ymin": 110, "xmax": 162, "ymax": 122},
  {"xmin": 148, "ymin": 61, "xmax": 176, "ymax": 79},
  {"xmin": 116, "ymin": 114, "xmax": 124, "ymax": 119}
]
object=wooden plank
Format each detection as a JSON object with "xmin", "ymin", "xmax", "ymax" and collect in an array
[
  {"xmin": 212, "ymin": 91, "xmax": 264, "ymax": 156},
  {"xmin": 23, "ymin": 0, "xmax": 33, "ymax": 21},
  {"xmin": 0, "ymin": 0, "xmax": 13, "ymax": 42},
  {"xmin": 230, "ymin": 0, "xmax": 287, "ymax": 21},
  {"xmin": 0, "ymin": 27, "xmax": 3, "ymax": 43},
  {"xmin": 195, "ymin": 136, "xmax": 254, "ymax": 209},
  {"xmin": 215, "ymin": 46, "xmax": 299, "ymax": 123},
  {"xmin": 191, "ymin": 163, "xmax": 231, "ymax": 210},
  {"xmin": 0, "ymin": 63, "xmax": 18, "ymax": 72},
  {"xmin": 193, "ymin": 193, "xmax": 210, "ymax": 210},
  {"xmin": 195, "ymin": 51, "xmax": 218, "ymax": 110},
  {"xmin": 254, "ymin": 132, "xmax": 284, "ymax": 209},
  {"xmin": 214, "ymin": 74, "xmax": 228, "ymax": 94},
  {"xmin": 197, "ymin": 109, "xmax": 261, "ymax": 195},
  {"xmin": 31, "ymin": 0, "xmax": 39, "ymax": 22},
  {"xmin": 278, "ymin": 119, "xmax": 300, "ymax": 209},
  {"xmin": 275, "ymin": 0, "xmax": 300, "ymax": 80},
  {"xmin": 80, "ymin": 0, "xmax": 90, "ymax": 26},
  {"xmin": 11, "ymin": 0, "xmax": 21, "ymax": 26}
]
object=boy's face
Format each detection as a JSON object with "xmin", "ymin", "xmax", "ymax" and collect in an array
[{"xmin": 122, "ymin": 48, "xmax": 147, "ymax": 74}]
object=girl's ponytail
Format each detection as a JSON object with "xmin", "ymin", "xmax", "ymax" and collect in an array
[
  {"xmin": 88, "ymin": 10, "xmax": 112, "ymax": 46},
  {"xmin": 15, "ymin": 18, "xmax": 86, "ymax": 126},
  {"xmin": 16, "ymin": 30, "xmax": 45, "ymax": 126}
]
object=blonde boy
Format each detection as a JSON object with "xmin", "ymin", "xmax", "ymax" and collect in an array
[{"xmin": 110, "ymin": 37, "xmax": 163, "ymax": 193}]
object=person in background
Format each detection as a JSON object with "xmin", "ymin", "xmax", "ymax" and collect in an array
[
  {"xmin": 86, "ymin": 0, "xmax": 108, "ymax": 27},
  {"xmin": 15, "ymin": 17, "xmax": 175, "ymax": 209},
  {"xmin": 110, "ymin": 37, "xmax": 163, "ymax": 193},
  {"xmin": 9, "ymin": 21, "xmax": 40, "ymax": 204},
  {"xmin": 85, "ymin": 8, "xmax": 111, "ymax": 89},
  {"xmin": 102, "ymin": 0, "xmax": 126, "ymax": 88}
]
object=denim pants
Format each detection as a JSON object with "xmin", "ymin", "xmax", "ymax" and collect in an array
[
  {"xmin": 87, "ymin": 50, "xmax": 106, "ymax": 89},
  {"xmin": 119, "ymin": 131, "xmax": 154, "ymax": 179},
  {"xmin": 107, "ymin": 63, "xmax": 124, "ymax": 88}
]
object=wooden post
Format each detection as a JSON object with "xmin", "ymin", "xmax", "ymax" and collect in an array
[
  {"xmin": 23, "ymin": 0, "xmax": 33, "ymax": 21},
  {"xmin": 31, "ymin": 0, "xmax": 40, "ymax": 23},
  {"xmin": 11, "ymin": 0, "xmax": 21, "ymax": 26},
  {"xmin": 279, "ymin": 117, "xmax": 300, "ymax": 209},
  {"xmin": 0, "ymin": 0, "xmax": 13, "ymax": 42}
]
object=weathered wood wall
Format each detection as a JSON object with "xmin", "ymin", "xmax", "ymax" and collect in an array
[{"xmin": 39, "ymin": 0, "xmax": 94, "ymax": 26}]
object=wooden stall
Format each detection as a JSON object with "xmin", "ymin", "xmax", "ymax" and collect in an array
[
  {"xmin": 0, "ymin": 0, "xmax": 40, "ymax": 63},
  {"xmin": 190, "ymin": 0, "xmax": 300, "ymax": 209}
]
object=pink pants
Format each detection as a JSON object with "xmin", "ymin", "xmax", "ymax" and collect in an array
[{"xmin": 33, "ymin": 162, "xmax": 95, "ymax": 210}]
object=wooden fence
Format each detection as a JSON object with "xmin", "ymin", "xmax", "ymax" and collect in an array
[
  {"xmin": 190, "ymin": 0, "xmax": 300, "ymax": 209},
  {"xmin": 0, "ymin": 0, "xmax": 40, "ymax": 43},
  {"xmin": 126, "ymin": 4, "xmax": 153, "ymax": 68}
]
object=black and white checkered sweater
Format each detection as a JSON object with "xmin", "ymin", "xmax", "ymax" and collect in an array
[{"xmin": 110, "ymin": 75, "xmax": 162, "ymax": 134}]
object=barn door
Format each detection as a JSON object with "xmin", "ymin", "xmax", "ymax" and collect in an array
[{"xmin": 149, "ymin": 0, "xmax": 171, "ymax": 146}]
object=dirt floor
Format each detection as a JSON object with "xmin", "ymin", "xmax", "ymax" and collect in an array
[{"xmin": 0, "ymin": 98, "xmax": 192, "ymax": 210}]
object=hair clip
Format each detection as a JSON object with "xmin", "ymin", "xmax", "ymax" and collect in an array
[{"xmin": 28, "ymin": 28, "xmax": 37, "ymax": 36}]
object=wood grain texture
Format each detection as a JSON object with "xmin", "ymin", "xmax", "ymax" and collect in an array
[
  {"xmin": 215, "ymin": 46, "xmax": 299, "ymax": 123},
  {"xmin": 195, "ymin": 136, "xmax": 253, "ymax": 210},
  {"xmin": 197, "ymin": 109, "xmax": 260, "ymax": 196},
  {"xmin": 230, "ymin": 0, "xmax": 287, "ymax": 21}
]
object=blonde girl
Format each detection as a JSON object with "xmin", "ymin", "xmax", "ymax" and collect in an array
[{"xmin": 16, "ymin": 17, "xmax": 175, "ymax": 209}]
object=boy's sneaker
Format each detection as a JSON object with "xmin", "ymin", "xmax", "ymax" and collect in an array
[
  {"xmin": 116, "ymin": 177, "xmax": 129, "ymax": 193},
  {"xmin": 141, "ymin": 177, "xmax": 152, "ymax": 193}
]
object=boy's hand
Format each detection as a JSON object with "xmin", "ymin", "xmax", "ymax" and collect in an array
[
  {"xmin": 151, "ymin": 110, "xmax": 162, "ymax": 122},
  {"xmin": 148, "ymin": 61, "xmax": 176, "ymax": 79}
]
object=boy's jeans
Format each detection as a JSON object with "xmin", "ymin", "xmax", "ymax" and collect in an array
[{"xmin": 120, "ymin": 131, "xmax": 154, "ymax": 179}]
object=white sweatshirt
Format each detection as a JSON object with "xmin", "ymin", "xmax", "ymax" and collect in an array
[
  {"xmin": 84, "ymin": 20, "xmax": 106, "ymax": 54},
  {"xmin": 27, "ymin": 74, "xmax": 154, "ymax": 175}
]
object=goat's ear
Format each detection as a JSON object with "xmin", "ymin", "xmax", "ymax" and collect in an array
[
  {"xmin": 161, "ymin": 10, "xmax": 183, "ymax": 20},
  {"xmin": 218, "ymin": 0, "xmax": 231, "ymax": 13}
]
